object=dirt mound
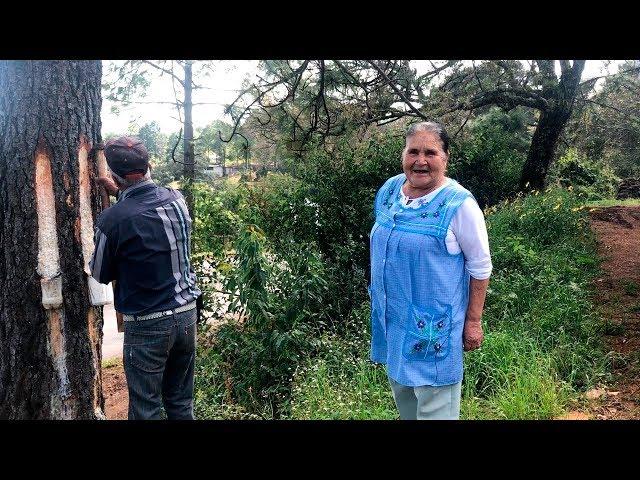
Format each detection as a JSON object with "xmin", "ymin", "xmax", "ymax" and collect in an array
[
  {"xmin": 589, "ymin": 207, "xmax": 634, "ymax": 229},
  {"xmin": 616, "ymin": 178, "xmax": 640, "ymax": 200}
]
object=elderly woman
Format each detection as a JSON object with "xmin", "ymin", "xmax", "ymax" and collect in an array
[{"xmin": 369, "ymin": 121, "xmax": 492, "ymax": 420}]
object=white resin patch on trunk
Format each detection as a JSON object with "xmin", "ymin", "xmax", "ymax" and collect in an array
[
  {"xmin": 87, "ymin": 308, "xmax": 106, "ymax": 419},
  {"xmin": 35, "ymin": 150, "xmax": 73, "ymax": 417},
  {"xmin": 35, "ymin": 152, "xmax": 62, "ymax": 309},
  {"xmin": 78, "ymin": 144, "xmax": 94, "ymax": 275},
  {"xmin": 80, "ymin": 143, "xmax": 113, "ymax": 306},
  {"xmin": 47, "ymin": 309, "xmax": 74, "ymax": 419},
  {"xmin": 96, "ymin": 148, "xmax": 109, "ymax": 177}
]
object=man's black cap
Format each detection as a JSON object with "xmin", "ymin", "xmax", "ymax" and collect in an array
[{"xmin": 104, "ymin": 136, "xmax": 149, "ymax": 177}]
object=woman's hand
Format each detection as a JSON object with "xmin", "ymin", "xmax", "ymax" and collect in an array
[
  {"xmin": 464, "ymin": 277, "xmax": 489, "ymax": 351},
  {"xmin": 463, "ymin": 317, "xmax": 484, "ymax": 351}
]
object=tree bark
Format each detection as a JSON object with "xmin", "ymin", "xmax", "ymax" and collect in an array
[
  {"xmin": 0, "ymin": 60, "xmax": 105, "ymax": 419},
  {"xmin": 520, "ymin": 61, "xmax": 586, "ymax": 190},
  {"xmin": 183, "ymin": 61, "xmax": 195, "ymax": 218},
  {"xmin": 221, "ymin": 146, "xmax": 227, "ymax": 177},
  {"xmin": 520, "ymin": 108, "xmax": 569, "ymax": 190}
]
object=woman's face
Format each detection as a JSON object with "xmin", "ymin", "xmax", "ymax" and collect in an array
[{"xmin": 402, "ymin": 130, "xmax": 449, "ymax": 194}]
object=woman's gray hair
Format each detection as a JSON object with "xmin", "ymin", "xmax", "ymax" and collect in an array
[
  {"xmin": 406, "ymin": 121, "xmax": 450, "ymax": 153},
  {"xmin": 111, "ymin": 169, "xmax": 151, "ymax": 188}
]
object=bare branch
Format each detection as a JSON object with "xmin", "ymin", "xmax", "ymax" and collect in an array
[
  {"xmin": 141, "ymin": 60, "xmax": 185, "ymax": 86},
  {"xmin": 220, "ymin": 61, "xmax": 311, "ymax": 144},
  {"xmin": 452, "ymin": 110, "xmax": 473, "ymax": 138},
  {"xmin": 170, "ymin": 62, "xmax": 184, "ymax": 125},
  {"xmin": 585, "ymin": 98, "xmax": 636, "ymax": 117},
  {"xmin": 172, "ymin": 128, "xmax": 183, "ymax": 164},
  {"xmin": 416, "ymin": 60, "xmax": 457, "ymax": 82},
  {"xmin": 472, "ymin": 61, "xmax": 486, "ymax": 92},
  {"xmin": 366, "ymin": 60, "xmax": 429, "ymax": 121},
  {"xmin": 443, "ymin": 86, "xmax": 548, "ymax": 114},
  {"xmin": 120, "ymin": 100, "xmax": 184, "ymax": 105},
  {"xmin": 579, "ymin": 65, "xmax": 640, "ymax": 87}
]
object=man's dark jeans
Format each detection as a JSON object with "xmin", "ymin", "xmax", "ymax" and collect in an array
[{"xmin": 123, "ymin": 307, "xmax": 197, "ymax": 420}]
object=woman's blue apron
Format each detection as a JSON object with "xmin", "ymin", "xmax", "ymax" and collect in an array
[{"xmin": 369, "ymin": 174, "xmax": 473, "ymax": 387}]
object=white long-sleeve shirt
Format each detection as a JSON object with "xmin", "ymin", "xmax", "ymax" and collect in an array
[{"xmin": 399, "ymin": 179, "xmax": 492, "ymax": 280}]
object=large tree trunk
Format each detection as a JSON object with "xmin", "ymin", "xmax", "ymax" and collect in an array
[
  {"xmin": 0, "ymin": 61, "xmax": 105, "ymax": 419},
  {"xmin": 520, "ymin": 108, "xmax": 572, "ymax": 190},
  {"xmin": 520, "ymin": 61, "xmax": 586, "ymax": 190}
]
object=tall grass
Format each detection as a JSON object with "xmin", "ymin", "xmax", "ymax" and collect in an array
[{"xmin": 288, "ymin": 342, "xmax": 397, "ymax": 420}]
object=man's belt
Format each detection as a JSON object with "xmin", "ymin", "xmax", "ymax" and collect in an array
[{"xmin": 123, "ymin": 300, "xmax": 197, "ymax": 322}]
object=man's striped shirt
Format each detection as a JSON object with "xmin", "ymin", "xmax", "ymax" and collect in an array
[{"xmin": 89, "ymin": 180, "xmax": 201, "ymax": 315}]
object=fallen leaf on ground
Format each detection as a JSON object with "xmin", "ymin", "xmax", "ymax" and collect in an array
[{"xmin": 556, "ymin": 411, "xmax": 590, "ymax": 420}]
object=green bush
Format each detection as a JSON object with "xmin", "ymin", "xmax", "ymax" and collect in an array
[
  {"xmin": 241, "ymin": 172, "xmax": 318, "ymax": 250},
  {"xmin": 486, "ymin": 187, "xmax": 588, "ymax": 248},
  {"xmin": 482, "ymin": 188, "xmax": 609, "ymax": 389},
  {"xmin": 450, "ymin": 107, "xmax": 532, "ymax": 207},
  {"xmin": 192, "ymin": 182, "xmax": 243, "ymax": 258},
  {"xmin": 239, "ymin": 130, "xmax": 403, "ymax": 325},
  {"xmin": 195, "ymin": 224, "xmax": 332, "ymax": 418},
  {"xmin": 548, "ymin": 148, "xmax": 619, "ymax": 200}
]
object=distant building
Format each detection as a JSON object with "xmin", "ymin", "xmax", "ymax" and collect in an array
[
  {"xmin": 204, "ymin": 164, "xmax": 225, "ymax": 177},
  {"xmin": 203, "ymin": 162, "xmax": 245, "ymax": 178},
  {"xmin": 202, "ymin": 151, "xmax": 223, "ymax": 178}
]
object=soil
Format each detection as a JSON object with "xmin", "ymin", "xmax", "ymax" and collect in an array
[
  {"xmin": 564, "ymin": 205, "xmax": 640, "ymax": 420},
  {"xmin": 103, "ymin": 361, "xmax": 128, "ymax": 420}
]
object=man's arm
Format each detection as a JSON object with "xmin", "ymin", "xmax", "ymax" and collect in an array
[
  {"xmin": 96, "ymin": 176, "xmax": 119, "ymax": 197},
  {"xmin": 93, "ymin": 165, "xmax": 124, "ymax": 331},
  {"xmin": 89, "ymin": 227, "xmax": 116, "ymax": 284},
  {"xmin": 89, "ymin": 226, "xmax": 124, "ymax": 331},
  {"xmin": 463, "ymin": 277, "xmax": 489, "ymax": 351}
]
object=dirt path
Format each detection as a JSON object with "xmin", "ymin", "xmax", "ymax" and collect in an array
[{"xmin": 577, "ymin": 205, "xmax": 640, "ymax": 419}]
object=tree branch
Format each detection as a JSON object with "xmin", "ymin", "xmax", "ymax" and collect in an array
[
  {"xmin": 141, "ymin": 60, "xmax": 185, "ymax": 86},
  {"xmin": 579, "ymin": 65, "xmax": 640, "ymax": 87},
  {"xmin": 446, "ymin": 86, "xmax": 548, "ymax": 113},
  {"xmin": 585, "ymin": 98, "xmax": 636, "ymax": 117},
  {"xmin": 366, "ymin": 60, "xmax": 428, "ymax": 120},
  {"xmin": 452, "ymin": 109, "xmax": 473, "ymax": 138}
]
